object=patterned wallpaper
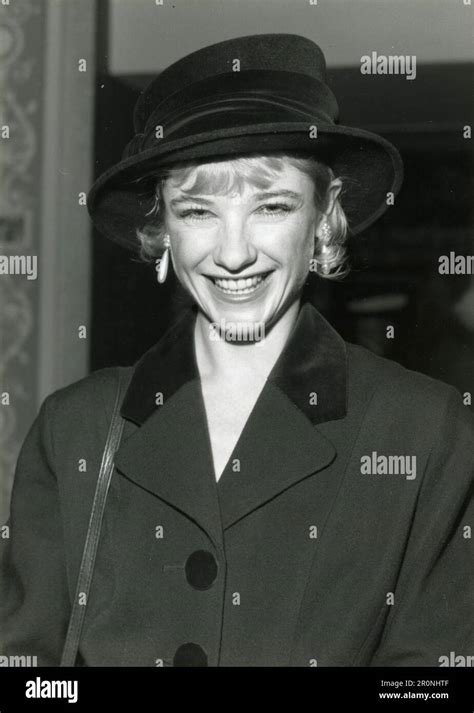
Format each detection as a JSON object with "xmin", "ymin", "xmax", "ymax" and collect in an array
[{"xmin": 0, "ymin": 1, "xmax": 45, "ymax": 524}]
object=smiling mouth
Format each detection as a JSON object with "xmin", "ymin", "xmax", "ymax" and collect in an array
[{"xmin": 207, "ymin": 271, "xmax": 273, "ymax": 295}]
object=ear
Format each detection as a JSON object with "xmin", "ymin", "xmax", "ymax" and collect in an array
[
  {"xmin": 324, "ymin": 178, "xmax": 343, "ymax": 217},
  {"xmin": 314, "ymin": 178, "xmax": 343, "ymax": 237}
]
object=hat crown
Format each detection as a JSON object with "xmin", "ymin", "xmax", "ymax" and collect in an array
[{"xmin": 134, "ymin": 33, "xmax": 327, "ymax": 133}]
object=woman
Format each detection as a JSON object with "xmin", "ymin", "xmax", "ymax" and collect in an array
[{"xmin": 1, "ymin": 34, "xmax": 473, "ymax": 667}]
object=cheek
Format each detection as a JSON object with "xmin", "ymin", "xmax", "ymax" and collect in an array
[
  {"xmin": 169, "ymin": 232, "xmax": 208, "ymax": 271},
  {"xmin": 271, "ymin": 219, "xmax": 314, "ymax": 272}
]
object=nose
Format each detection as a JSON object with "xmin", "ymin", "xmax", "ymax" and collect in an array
[{"xmin": 212, "ymin": 218, "xmax": 258, "ymax": 273}]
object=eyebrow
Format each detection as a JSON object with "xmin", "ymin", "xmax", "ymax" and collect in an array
[
  {"xmin": 252, "ymin": 190, "xmax": 303, "ymax": 201},
  {"xmin": 169, "ymin": 189, "xmax": 303, "ymax": 206}
]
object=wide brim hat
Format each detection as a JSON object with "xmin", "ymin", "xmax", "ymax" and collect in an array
[{"xmin": 87, "ymin": 34, "xmax": 404, "ymax": 252}]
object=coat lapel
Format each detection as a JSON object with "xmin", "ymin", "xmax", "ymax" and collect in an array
[
  {"xmin": 114, "ymin": 299, "xmax": 347, "ymax": 542},
  {"xmin": 114, "ymin": 378, "xmax": 224, "ymax": 549},
  {"xmin": 216, "ymin": 382, "xmax": 337, "ymax": 528}
]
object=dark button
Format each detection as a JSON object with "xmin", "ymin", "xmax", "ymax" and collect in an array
[
  {"xmin": 173, "ymin": 642, "xmax": 208, "ymax": 667},
  {"xmin": 185, "ymin": 550, "xmax": 218, "ymax": 590}
]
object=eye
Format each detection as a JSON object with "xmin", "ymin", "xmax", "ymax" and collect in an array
[
  {"xmin": 178, "ymin": 206, "xmax": 213, "ymax": 221},
  {"xmin": 257, "ymin": 202, "xmax": 294, "ymax": 216}
]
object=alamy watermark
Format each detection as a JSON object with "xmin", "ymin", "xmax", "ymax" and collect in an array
[
  {"xmin": 439, "ymin": 651, "xmax": 474, "ymax": 667},
  {"xmin": 0, "ymin": 255, "xmax": 37, "ymax": 280},
  {"xmin": 360, "ymin": 52, "xmax": 416, "ymax": 81},
  {"xmin": 0, "ymin": 654, "xmax": 38, "ymax": 666},
  {"xmin": 209, "ymin": 319, "xmax": 265, "ymax": 344},
  {"xmin": 360, "ymin": 451, "xmax": 417, "ymax": 480},
  {"xmin": 438, "ymin": 252, "xmax": 474, "ymax": 275},
  {"xmin": 25, "ymin": 677, "xmax": 78, "ymax": 704}
]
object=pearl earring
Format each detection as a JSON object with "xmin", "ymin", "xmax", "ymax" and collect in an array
[{"xmin": 156, "ymin": 234, "xmax": 171, "ymax": 284}]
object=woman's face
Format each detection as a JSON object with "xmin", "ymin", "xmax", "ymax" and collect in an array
[{"xmin": 161, "ymin": 160, "xmax": 320, "ymax": 330}]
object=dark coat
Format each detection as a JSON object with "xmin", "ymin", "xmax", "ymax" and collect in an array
[{"xmin": 1, "ymin": 302, "xmax": 473, "ymax": 667}]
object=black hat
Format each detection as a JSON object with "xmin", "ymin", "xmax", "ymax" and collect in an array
[{"xmin": 87, "ymin": 33, "xmax": 403, "ymax": 252}]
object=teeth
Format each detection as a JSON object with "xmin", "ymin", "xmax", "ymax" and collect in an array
[{"xmin": 213, "ymin": 273, "xmax": 268, "ymax": 293}]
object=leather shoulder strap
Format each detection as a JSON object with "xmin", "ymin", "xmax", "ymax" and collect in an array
[{"xmin": 60, "ymin": 370, "xmax": 127, "ymax": 666}]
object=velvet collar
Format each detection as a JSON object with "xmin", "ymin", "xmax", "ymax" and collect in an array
[{"xmin": 120, "ymin": 299, "xmax": 347, "ymax": 427}]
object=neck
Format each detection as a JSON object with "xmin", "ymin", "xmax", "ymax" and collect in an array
[{"xmin": 194, "ymin": 299, "xmax": 302, "ymax": 383}]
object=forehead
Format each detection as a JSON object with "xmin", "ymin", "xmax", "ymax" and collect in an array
[{"xmin": 162, "ymin": 156, "xmax": 314, "ymax": 198}]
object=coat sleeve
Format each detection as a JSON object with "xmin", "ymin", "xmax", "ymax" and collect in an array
[
  {"xmin": 0, "ymin": 393, "xmax": 72, "ymax": 666},
  {"xmin": 370, "ymin": 386, "xmax": 474, "ymax": 666}
]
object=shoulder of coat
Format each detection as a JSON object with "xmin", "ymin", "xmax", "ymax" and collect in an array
[
  {"xmin": 43, "ymin": 365, "xmax": 133, "ymax": 427},
  {"xmin": 345, "ymin": 341, "xmax": 459, "ymax": 413}
]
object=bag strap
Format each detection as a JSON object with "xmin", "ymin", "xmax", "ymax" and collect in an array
[{"xmin": 60, "ymin": 371, "xmax": 127, "ymax": 666}]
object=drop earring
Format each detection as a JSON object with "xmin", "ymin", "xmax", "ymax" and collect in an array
[
  {"xmin": 314, "ymin": 217, "xmax": 332, "ymax": 276},
  {"xmin": 319, "ymin": 216, "xmax": 332, "ymax": 243},
  {"xmin": 156, "ymin": 234, "xmax": 171, "ymax": 284}
]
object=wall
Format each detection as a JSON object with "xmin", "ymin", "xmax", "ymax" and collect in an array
[
  {"xmin": 0, "ymin": 0, "xmax": 96, "ymax": 523},
  {"xmin": 108, "ymin": 0, "xmax": 472, "ymax": 74}
]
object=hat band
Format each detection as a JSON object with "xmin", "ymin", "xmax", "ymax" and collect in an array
[{"xmin": 123, "ymin": 70, "xmax": 339, "ymax": 160}]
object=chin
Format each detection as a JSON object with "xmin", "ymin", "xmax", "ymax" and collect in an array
[{"xmin": 216, "ymin": 303, "xmax": 271, "ymax": 324}]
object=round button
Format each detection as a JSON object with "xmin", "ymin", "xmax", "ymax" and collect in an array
[
  {"xmin": 185, "ymin": 550, "xmax": 218, "ymax": 590},
  {"xmin": 173, "ymin": 642, "xmax": 208, "ymax": 667}
]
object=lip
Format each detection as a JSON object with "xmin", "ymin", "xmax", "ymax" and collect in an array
[
  {"xmin": 206, "ymin": 271, "xmax": 271, "ymax": 281},
  {"xmin": 205, "ymin": 271, "xmax": 273, "ymax": 303}
]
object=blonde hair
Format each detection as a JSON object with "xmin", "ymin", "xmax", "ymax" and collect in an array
[{"xmin": 134, "ymin": 151, "xmax": 350, "ymax": 279}]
